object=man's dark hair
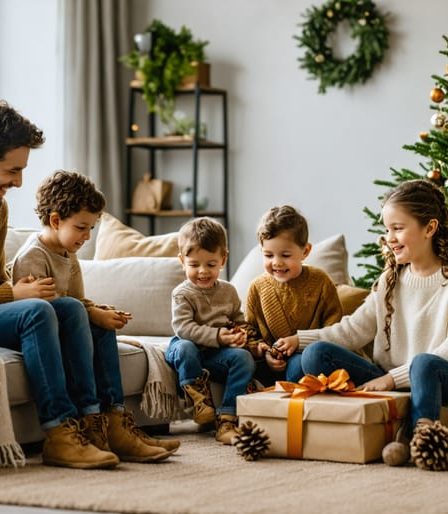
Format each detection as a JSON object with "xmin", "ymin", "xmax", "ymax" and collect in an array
[{"xmin": 0, "ymin": 100, "xmax": 45, "ymax": 159}]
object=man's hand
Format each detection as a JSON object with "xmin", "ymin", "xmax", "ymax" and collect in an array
[
  {"xmin": 13, "ymin": 275, "xmax": 57, "ymax": 301},
  {"xmin": 273, "ymin": 335, "xmax": 299, "ymax": 357},
  {"xmin": 89, "ymin": 306, "xmax": 132, "ymax": 330},
  {"xmin": 358, "ymin": 374, "xmax": 395, "ymax": 392},
  {"xmin": 218, "ymin": 327, "xmax": 247, "ymax": 347}
]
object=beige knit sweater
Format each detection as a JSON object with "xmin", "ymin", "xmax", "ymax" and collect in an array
[
  {"xmin": 172, "ymin": 279, "xmax": 245, "ymax": 348},
  {"xmin": 245, "ymin": 266, "xmax": 342, "ymax": 345},
  {"xmin": 12, "ymin": 232, "xmax": 94, "ymax": 310}
]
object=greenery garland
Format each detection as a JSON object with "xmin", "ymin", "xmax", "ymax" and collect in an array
[{"xmin": 295, "ymin": 0, "xmax": 389, "ymax": 94}]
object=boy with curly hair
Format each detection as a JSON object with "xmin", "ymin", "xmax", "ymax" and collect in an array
[{"xmin": 13, "ymin": 170, "xmax": 179, "ymax": 466}]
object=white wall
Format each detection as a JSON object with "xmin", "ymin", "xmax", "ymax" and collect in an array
[
  {"xmin": 2, "ymin": 0, "xmax": 448, "ymax": 279},
  {"xmin": 0, "ymin": 0, "xmax": 61, "ymax": 229},
  {"xmin": 131, "ymin": 0, "xmax": 448, "ymax": 276}
]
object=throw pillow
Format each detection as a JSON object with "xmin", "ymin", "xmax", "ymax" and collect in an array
[
  {"xmin": 80, "ymin": 257, "xmax": 185, "ymax": 336},
  {"xmin": 231, "ymin": 234, "xmax": 351, "ymax": 306},
  {"xmin": 94, "ymin": 213, "xmax": 179, "ymax": 259},
  {"xmin": 336, "ymin": 284, "xmax": 370, "ymax": 316}
]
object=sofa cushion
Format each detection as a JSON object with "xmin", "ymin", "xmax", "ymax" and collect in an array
[
  {"xmin": 336, "ymin": 284, "xmax": 370, "ymax": 316},
  {"xmin": 5, "ymin": 226, "xmax": 97, "ymax": 262},
  {"xmin": 94, "ymin": 213, "xmax": 179, "ymax": 259},
  {"xmin": 231, "ymin": 234, "xmax": 351, "ymax": 306},
  {"xmin": 80, "ymin": 257, "xmax": 185, "ymax": 336}
]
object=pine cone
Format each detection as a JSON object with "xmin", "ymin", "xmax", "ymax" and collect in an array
[
  {"xmin": 233, "ymin": 421, "xmax": 271, "ymax": 461},
  {"xmin": 410, "ymin": 421, "xmax": 448, "ymax": 471}
]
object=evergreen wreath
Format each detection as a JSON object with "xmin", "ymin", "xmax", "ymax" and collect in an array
[{"xmin": 295, "ymin": 0, "xmax": 389, "ymax": 94}]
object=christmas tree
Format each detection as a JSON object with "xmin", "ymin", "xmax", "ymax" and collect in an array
[{"xmin": 354, "ymin": 35, "xmax": 448, "ymax": 289}]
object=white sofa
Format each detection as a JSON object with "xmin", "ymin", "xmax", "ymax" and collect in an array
[{"xmin": 3, "ymin": 213, "xmax": 367, "ymax": 444}]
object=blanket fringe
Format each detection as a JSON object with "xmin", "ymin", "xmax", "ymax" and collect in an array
[
  {"xmin": 0, "ymin": 442, "xmax": 26, "ymax": 468},
  {"xmin": 140, "ymin": 381, "xmax": 180, "ymax": 420}
]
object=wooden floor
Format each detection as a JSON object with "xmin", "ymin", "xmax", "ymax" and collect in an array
[{"xmin": 0, "ymin": 508, "xmax": 102, "ymax": 514}]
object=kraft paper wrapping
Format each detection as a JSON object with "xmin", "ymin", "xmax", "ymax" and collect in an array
[{"xmin": 237, "ymin": 391, "xmax": 410, "ymax": 464}]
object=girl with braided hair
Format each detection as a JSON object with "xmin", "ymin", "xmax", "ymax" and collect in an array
[{"xmin": 286, "ymin": 179, "xmax": 448, "ymax": 471}]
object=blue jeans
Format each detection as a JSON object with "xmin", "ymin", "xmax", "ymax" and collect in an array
[
  {"xmin": 0, "ymin": 297, "xmax": 124, "ymax": 430},
  {"xmin": 254, "ymin": 352, "xmax": 304, "ymax": 386},
  {"xmin": 165, "ymin": 337, "xmax": 255, "ymax": 415},
  {"xmin": 410, "ymin": 353, "xmax": 448, "ymax": 426},
  {"xmin": 302, "ymin": 342, "xmax": 448, "ymax": 428}
]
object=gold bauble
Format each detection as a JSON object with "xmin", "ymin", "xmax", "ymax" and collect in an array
[
  {"xmin": 430, "ymin": 87, "xmax": 445, "ymax": 103},
  {"xmin": 419, "ymin": 131, "xmax": 429, "ymax": 141},
  {"xmin": 326, "ymin": 9, "xmax": 334, "ymax": 18},
  {"xmin": 427, "ymin": 169, "xmax": 441, "ymax": 181},
  {"xmin": 315, "ymin": 54, "xmax": 325, "ymax": 63}
]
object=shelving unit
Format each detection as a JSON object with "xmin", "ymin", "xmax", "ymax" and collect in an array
[{"xmin": 125, "ymin": 80, "xmax": 229, "ymax": 236}]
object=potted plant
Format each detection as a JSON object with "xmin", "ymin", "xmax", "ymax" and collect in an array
[{"xmin": 121, "ymin": 19, "xmax": 209, "ymax": 128}]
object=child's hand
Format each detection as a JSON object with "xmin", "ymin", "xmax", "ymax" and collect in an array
[
  {"xmin": 265, "ymin": 350, "xmax": 287, "ymax": 372},
  {"xmin": 252, "ymin": 342, "xmax": 270, "ymax": 359},
  {"xmin": 218, "ymin": 327, "xmax": 246, "ymax": 347},
  {"xmin": 89, "ymin": 306, "xmax": 132, "ymax": 330},
  {"xmin": 273, "ymin": 335, "xmax": 299, "ymax": 357},
  {"xmin": 358, "ymin": 374, "xmax": 395, "ymax": 392},
  {"xmin": 13, "ymin": 275, "xmax": 57, "ymax": 301}
]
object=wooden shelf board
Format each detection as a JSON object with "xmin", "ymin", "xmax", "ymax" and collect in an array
[
  {"xmin": 130, "ymin": 79, "xmax": 225, "ymax": 95},
  {"xmin": 127, "ymin": 209, "xmax": 225, "ymax": 218},
  {"xmin": 126, "ymin": 136, "xmax": 224, "ymax": 149}
]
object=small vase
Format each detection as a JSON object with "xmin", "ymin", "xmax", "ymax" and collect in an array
[{"xmin": 180, "ymin": 188, "xmax": 208, "ymax": 211}]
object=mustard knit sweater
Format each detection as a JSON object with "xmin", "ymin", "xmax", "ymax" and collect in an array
[
  {"xmin": 0, "ymin": 200, "xmax": 13, "ymax": 303},
  {"xmin": 245, "ymin": 266, "xmax": 342, "ymax": 345}
]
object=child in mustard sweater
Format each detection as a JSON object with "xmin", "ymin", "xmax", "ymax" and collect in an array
[{"xmin": 246, "ymin": 205, "xmax": 342, "ymax": 385}]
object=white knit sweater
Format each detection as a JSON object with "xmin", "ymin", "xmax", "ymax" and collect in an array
[{"xmin": 297, "ymin": 266, "xmax": 448, "ymax": 389}]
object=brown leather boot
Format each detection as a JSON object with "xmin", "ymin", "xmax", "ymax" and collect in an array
[
  {"xmin": 183, "ymin": 370, "xmax": 215, "ymax": 425},
  {"xmin": 82, "ymin": 413, "xmax": 111, "ymax": 451},
  {"xmin": 215, "ymin": 414, "xmax": 238, "ymax": 445},
  {"xmin": 106, "ymin": 409, "xmax": 173, "ymax": 462},
  {"xmin": 136, "ymin": 430, "xmax": 181, "ymax": 452},
  {"xmin": 42, "ymin": 418, "xmax": 119, "ymax": 469}
]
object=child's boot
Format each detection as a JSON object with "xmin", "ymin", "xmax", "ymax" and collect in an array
[
  {"xmin": 105, "ymin": 409, "xmax": 173, "ymax": 462},
  {"xmin": 215, "ymin": 414, "xmax": 238, "ymax": 445},
  {"xmin": 42, "ymin": 418, "xmax": 119, "ymax": 469},
  {"xmin": 183, "ymin": 370, "xmax": 215, "ymax": 425},
  {"xmin": 82, "ymin": 412, "xmax": 111, "ymax": 451}
]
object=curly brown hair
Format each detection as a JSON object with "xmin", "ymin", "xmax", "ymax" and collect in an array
[
  {"xmin": 257, "ymin": 205, "xmax": 308, "ymax": 247},
  {"xmin": 0, "ymin": 100, "xmax": 45, "ymax": 159},
  {"xmin": 178, "ymin": 217, "xmax": 228, "ymax": 257},
  {"xmin": 35, "ymin": 170, "xmax": 105, "ymax": 225},
  {"xmin": 379, "ymin": 179, "xmax": 448, "ymax": 350}
]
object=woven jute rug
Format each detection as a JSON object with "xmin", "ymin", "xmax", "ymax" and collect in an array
[{"xmin": 0, "ymin": 425, "xmax": 446, "ymax": 514}]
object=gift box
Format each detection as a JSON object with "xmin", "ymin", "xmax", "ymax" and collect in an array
[{"xmin": 237, "ymin": 389, "xmax": 410, "ymax": 464}]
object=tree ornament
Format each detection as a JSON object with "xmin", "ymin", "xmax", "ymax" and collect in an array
[
  {"xmin": 427, "ymin": 169, "xmax": 441, "ymax": 181},
  {"xmin": 131, "ymin": 123, "xmax": 139, "ymax": 132},
  {"xmin": 430, "ymin": 87, "xmax": 445, "ymax": 103},
  {"xmin": 295, "ymin": 0, "xmax": 389, "ymax": 94},
  {"xmin": 430, "ymin": 112, "xmax": 446, "ymax": 128},
  {"xmin": 445, "ymin": 179, "xmax": 448, "ymax": 188},
  {"xmin": 410, "ymin": 421, "xmax": 448, "ymax": 471},
  {"xmin": 233, "ymin": 421, "xmax": 271, "ymax": 461},
  {"xmin": 419, "ymin": 131, "xmax": 429, "ymax": 141},
  {"xmin": 382, "ymin": 441, "xmax": 410, "ymax": 466}
]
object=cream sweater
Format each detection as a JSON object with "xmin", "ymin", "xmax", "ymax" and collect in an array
[
  {"xmin": 297, "ymin": 266, "xmax": 448, "ymax": 388},
  {"xmin": 12, "ymin": 232, "xmax": 94, "ymax": 309},
  {"xmin": 171, "ymin": 279, "xmax": 245, "ymax": 349}
]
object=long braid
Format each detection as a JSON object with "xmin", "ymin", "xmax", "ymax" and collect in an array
[{"xmin": 380, "ymin": 179, "xmax": 448, "ymax": 351}]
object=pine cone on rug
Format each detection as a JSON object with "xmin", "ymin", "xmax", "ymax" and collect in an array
[
  {"xmin": 410, "ymin": 421, "xmax": 448, "ymax": 471},
  {"xmin": 233, "ymin": 421, "xmax": 270, "ymax": 461}
]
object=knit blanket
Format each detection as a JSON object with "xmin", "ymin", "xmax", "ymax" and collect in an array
[
  {"xmin": 0, "ymin": 358, "xmax": 25, "ymax": 468},
  {"xmin": 117, "ymin": 336, "xmax": 182, "ymax": 420}
]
